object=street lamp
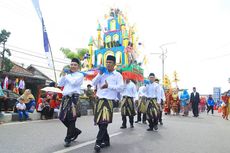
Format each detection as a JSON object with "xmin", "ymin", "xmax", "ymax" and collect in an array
[{"xmin": 150, "ymin": 42, "xmax": 176, "ymax": 85}]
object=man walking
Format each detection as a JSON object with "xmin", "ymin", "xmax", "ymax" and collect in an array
[
  {"xmin": 190, "ymin": 87, "xmax": 200, "ymax": 117},
  {"xmin": 58, "ymin": 58, "xmax": 83, "ymax": 147},
  {"xmin": 144, "ymin": 73, "xmax": 161, "ymax": 131},
  {"xmin": 120, "ymin": 79, "xmax": 137, "ymax": 129},
  {"xmin": 135, "ymin": 85, "xmax": 147, "ymax": 124},
  {"xmin": 92, "ymin": 55, "xmax": 123, "ymax": 152},
  {"xmin": 155, "ymin": 78, "xmax": 165, "ymax": 125}
]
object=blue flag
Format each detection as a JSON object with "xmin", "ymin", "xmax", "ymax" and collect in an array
[{"xmin": 32, "ymin": 0, "xmax": 53, "ymax": 67}]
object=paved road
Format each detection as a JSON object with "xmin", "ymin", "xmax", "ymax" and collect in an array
[{"xmin": 0, "ymin": 112, "xmax": 230, "ymax": 153}]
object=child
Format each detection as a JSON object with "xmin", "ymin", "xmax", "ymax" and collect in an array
[{"xmin": 16, "ymin": 97, "xmax": 29, "ymax": 121}]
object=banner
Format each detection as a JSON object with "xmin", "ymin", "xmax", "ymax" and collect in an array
[{"xmin": 32, "ymin": 0, "xmax": 53, "ymax": 67}]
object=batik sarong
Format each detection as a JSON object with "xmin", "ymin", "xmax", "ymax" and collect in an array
[
  {"xmin": 59, "ymin": 93, "xmax": 80, "ymax": 121},
  {"xmin": 121, "ymin": 96, "xmax": 136, "ymax": 116},
  {"xmin": 94, "ymin": 98, "xmax": 113, "ymax": 124},
  {"xmin": 137, "ymin": 96, "xmax": 147, "ymax": 113},
  {"xmin": 146, "ymin": 98, "xmax": 160, "ymax": 120}
]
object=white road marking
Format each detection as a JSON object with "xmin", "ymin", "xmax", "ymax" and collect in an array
[
  {"xmin": 1, "ymin": 119, "xmax": 59, "ymax": 126},
  {"xmin": 52, "ymin": 132, "xmax": 122, "ymax": 153}
]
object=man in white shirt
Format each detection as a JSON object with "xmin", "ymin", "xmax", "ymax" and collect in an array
[
  {"xmin": 155, "ymin": 78, "xmax": 165, "ymax": 125},
  {"xmin": 120, "ymin": 79, "xmax": 137, "ymax": 129},
  {"xmin": 144, "ymin": 73, "xmax": 161, "ymax": 131},
  {"xmin": 135, "ymin": 85, "xmax": 147, "ymax": 124},
  {"xmin": 92, "ymin": 55, "xmax": 123, "ymax": 152},
  {"xmin": 58, "ymin": 58, "xmax": 84, "ymax": 147}
]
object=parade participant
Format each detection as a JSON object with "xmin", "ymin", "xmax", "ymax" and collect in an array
[
  {"xmin": 190, "ymin": 87, "xmax": 200, "ymax": 117},
  {"xmin": 135, "ymin": 85, "xmax": 147, "ymax": 124},
  {"xmin": 144, "ymin": 73, "xmax": 161, "ymax": 131},
  {"xmin": 92, "ymin": 55, "xmax": 123, "ymax": 152},
  {"xmin": 221, "ymin": 92, "xmax": 229, "ymax": 120},
  {"xmin": 164, "ymin": 89, "xmax": 172, "ymax": 115},
  {"xmin": 199, "ymin": 96, "xmax": 207, "ymax": 113},
  {"xmin": 180, "ymin": 89, "xmax": 190, "ymax": 116},
  {"xmin": 170, "ymin": 89, "xmax": 180, "ymax": 115},
  {"xmin": 207, "ymin": 95, "xmax": 215, "ymax": 115},
  {"xmin": 84, "ymin": 84, "xmax": 95, "ymax": 111},
  {"xmin": 155, "ymin": 78, "xmax": 165, "ymax": 125},
  {"xmin": 58, "ymin": 58, "xmax": 83, "ymax": 147},
  {"xmin": 120, "ymin": 79, "xmax": 137, "ymax": 129}
]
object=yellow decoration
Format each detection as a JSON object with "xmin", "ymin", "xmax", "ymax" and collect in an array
[
  {"xmin": 163, "ymin": 75, "xmax": 171, "ymax": 89},
  {"xmin": 88, "ymin": 45, "xmax": 93, "ymax": 69}
]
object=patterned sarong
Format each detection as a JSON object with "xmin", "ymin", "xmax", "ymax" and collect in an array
[
  {"xmin": 146, "ymin": 98, "xmax": 160, "ymax": 120},
  {"xmin": 121, "ymin": 96, "xmax": 136, "ymax": 116},
  {"xmin": 137, "ymin": 96, "xmax": 147, "ymax": 113},
  {"xmin": 59, "ymin": 93, "xmax": 80, "ymax": 121},
  {"xmin": 94, "ymin": 98, "xmax": 114, "ymax": 124}
]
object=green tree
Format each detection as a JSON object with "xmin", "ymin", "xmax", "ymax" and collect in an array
[
  {"xmin": 60, "ymin": 47, "xmax": 89, "ymax": 60},
  {"xmin": 0, "ymin": 29, "xmax": 12, "ymax": 71},
  {"xmin": 59, "ymin": 47, "xmax": 89, "ymax": 74}
]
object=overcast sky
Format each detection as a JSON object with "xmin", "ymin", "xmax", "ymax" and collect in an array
[{"xmin": 1, "ymin": 0, "xmax": 230, "ymax": 94}]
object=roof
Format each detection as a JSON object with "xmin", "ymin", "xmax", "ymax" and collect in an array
[
  {"xmin": 27, "ymin": 65, "xmax": 53, "ymax": 81},
  {"xmin": 0, "ymin": 58, "xmax": 48, "ymax": 80}
]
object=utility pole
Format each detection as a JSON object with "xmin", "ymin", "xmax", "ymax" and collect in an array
[
  {"xmin": 150, "ymin": 42, "xmax": 176, "ymax": 86},
  {"xmin": 159, "ymin": 47, "xmax": 167, "ymax": 83}
]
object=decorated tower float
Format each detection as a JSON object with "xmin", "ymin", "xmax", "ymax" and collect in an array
[{"xmin": 85, "ymin": 8, "xmax": 144, "ymax": 83}]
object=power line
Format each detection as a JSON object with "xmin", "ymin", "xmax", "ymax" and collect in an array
[
  {"xmin": 0, "ymin": 0, "xmax": 32, "ymax": 18},
  {"xmin": 6, "ymin": 44, "xmax": 70, "ymax": 62},
  {"xmin": 9, "ymin": 54, "xmax": 65, "ymax": 68},
  {"xmin": 30, "ymin": 64, "xmax": 62, "ymax": 72},
  {"xmin": 0, "ymin": 46, "xmax": 69, "ymax": 65}
]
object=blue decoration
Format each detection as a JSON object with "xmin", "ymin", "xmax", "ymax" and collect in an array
[{"xmin": 144, "ymin": 79, "xmax": 150, "ymax": 85}]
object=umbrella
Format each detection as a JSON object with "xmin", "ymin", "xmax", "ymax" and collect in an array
[{"xmin": 41, "ymin": 87, "xmax": 62, "ymax": 93}]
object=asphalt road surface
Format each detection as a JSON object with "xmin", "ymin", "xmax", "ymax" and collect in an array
[{"xmin": 0, "ymin": 111, "xmax": 229, "ymax": 153}]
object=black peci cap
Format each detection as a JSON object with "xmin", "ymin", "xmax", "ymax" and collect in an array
[
  {"xmin": 149, "ymin": 73, "xmax": 155, "ymax": 77},
  {"xmin": 71, "ymin": 58, "xmax": 80, "ymax": 65},
  {"xmin": 106, "ymin": 55, "xmax": 116, "ymax": 63}
]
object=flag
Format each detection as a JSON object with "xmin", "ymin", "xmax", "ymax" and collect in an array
[{"xmin": 32, "ymin": 0, "xmax": 53, "ymax": 67}]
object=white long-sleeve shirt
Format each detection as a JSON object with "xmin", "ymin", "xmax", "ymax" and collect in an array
[
  {"xmin": 159, "ymin": 84, "xmax": 166, "ymax": 102},
  {"xmin": 58, "ymin": 71, "xmax": 84, "ymax": 96},
  {"xmin": 143, "ymin": 82, "xmax": 161, "ymax": 104},
  {"xmin": 121, "ymin": 81, "xmax": 137, "ymax": 98},
  {"xmin": 138, "ymin": 86, "xmax": 147, "ymax": 97},
  {"xmin": 92, "ymin": 70, "xmax": 123, "ymax": 100}
]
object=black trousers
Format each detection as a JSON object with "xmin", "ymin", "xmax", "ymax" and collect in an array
[
  {"xmin": 192, "ymin": 103, "xmax": 199, "ymax": 117},
  {"xmin": 96, "ymin": 123, "xmax": 110, "ymax": 145},
  {"xmin": 137, "ymin": 112, "xmax": 146, "ymax": 122},
  {"xmin": 61, "ymin": 118, "xmax": 77, "ymax": 142},
  {"xmin": 158, "ymin": 110, "xmax": 163, "ymax": 123},
  {"xmin": 122, "ymin": 115, "xmax": 134, "ymax": 127},
  {"xmin": 148, "ymin": 118, "xmax": 158, "ymax": 129},
  {"xmin": 207, "ymin": 106, "xmax": 214, "ymax": 114}
]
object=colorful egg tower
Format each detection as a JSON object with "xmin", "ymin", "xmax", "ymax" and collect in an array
[{"xmin": 87, "ymin": 8, "xmax": 144, "ymax": 81}]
